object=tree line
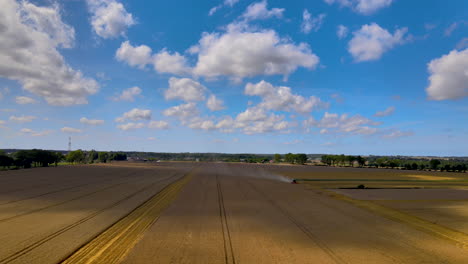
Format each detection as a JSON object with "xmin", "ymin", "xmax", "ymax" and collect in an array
[
  {"xmin": 320, "ymin": 154, "xmax": 467, "ymax": 173},
  {"xmin": 0, "ymin": 149, "xmax": 63, "ymax": 169},
  {"xmin": 274, "ymin": 153, "xmax": 308, "ymax": 165},
  {"xmin": 65, "ymin": 150, "xmax": 127, "ymax": 164},
  {"xmin": 0, "ymin": 149, "xmax": 128, "ymax": 170}
]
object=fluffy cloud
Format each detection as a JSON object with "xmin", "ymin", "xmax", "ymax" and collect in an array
[
  {"xmin": 115, "ymin": 41, "xmax": 153, "ymax": 68},
  {"xmin": 348, "ymin": 23, "xmax": 408, "ymax": 62},
  {"xmin": 116, "ymin": 108, "xmax": 152, "ymax": 122},
  {"xmin": 236, "ymin": 109, "xmax": 289, "ymax": 134},
  {"xmin": 117, "ymin": 122, "xmax": 145, "ymax": 131},
  {"xmin": 191, "ymin": 26, "xmax": 319, "ymax": 81},
  {"xmin": 15, "ymin": 96, "xmax": 37, "ymax": 105},
  {"xmin": 163, "ymin": 103, "xmax": 198, "ymax": 119},
  {"xmin": 206, "ymin": 95, "xmax": 225, "ymax": 111},
  {"xmin": 304, "ymin": 112, "xmax": 381, "ymax": 135},
  {"xmin": 165, "ymin": 77, "xmax": 207, "ymax": 102},
  {"xmin": 241, "ymin": 1, "xmax": 284, "ymax": 21},
  {"xmin": 426, "ymin": 49, "xmax": 468, "ymax": 100},
  {"xmin": 374, "ymin": 106, "xmax": 395, "ymax": 117},
  {"xmin": 301, "ymin": 10, "xmax": 326, "ymax": 34},
  {"xmin": 80, "ymin": 117, "xmax": 105, "ymax": 125},
  {"xmin": 217, "ymin": 107, "xmax": 290, "ymax": 134},
  {"xmin": 337, "ymin": 25, "xmax": 349, "ymax": 39},
  {"xmin": 245, "ymin": 80, "xmax": 328, "ymax": 114},
  {"xmin": 10, "ymin": 115, "xmax": 36, "ymax": 123},
  {"xmin": 153, "ymin": 50, "xmax": 191, "ymax": 75},
  {"xmin": 187, "ymin": 119, "xmax": 217, "ymax": 131},
  {"xmin": 0, "ymin": 0, "xmax": 99, "ymax": 106},
  {"xmin": 113, "ymin": 86, "xmax": 142, "ymax": 102},
  {"xmin": 324, "ymin": 0, "xmax": 393, "ymax": 15},
  {"xmin": 209, "ymin": 0, "xmax": 240, "ymax": 16},
  {"xmin": 61, "ymin": 127, "xmax": 82, "ymax": 133},
  {"xmin": 20, "ymin": 128, "xmax": 53, "ymax": 136},
  {"xmin": 116, "ymin": 42, "xmax": 191, "ymax": 75},
  {"xmin": 148, "ymin": 120, "xmax": 170, "ymax": 129},
  {"xmin": 86, "ymin": 0, "xmax": 135, "ymax": 39}
]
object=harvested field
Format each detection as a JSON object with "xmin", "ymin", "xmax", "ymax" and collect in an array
[
  {"xmin": 0, "ymin": 163, "xmax": 193, "ymax": 264},
  {"xmin": 332, "ymin": 188, "xmax": 468, "ymax": 200},
  {"xmin": 1, "ymin": 162, "xmax": 467, "ymax": 264}
]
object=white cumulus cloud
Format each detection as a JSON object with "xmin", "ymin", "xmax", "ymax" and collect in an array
[
  {"xmin": 20, "ymin": 128, "xmax": 53, "ymax": 136},
  {"xmin": 15, "ymin": 96, "xmax": 37, "ymax": 105},
  {"xmin": 115, "ymin": 41, "xmax": 153, "ymax": 69},
  {"xmin": 209, "ymin": 0, "xmax": 240, "ymax": 16},
  {"xmin": 61, "ymin": 127, "xmax": 82, "ymax": 133},
  {"xmin": 301, "ymin": 10, "xmax": 326, "ymax": 34},
  {"xmin": 426, "ymin": 48, "xmax": 468, "ymax": 100},
  {"xmin": 148, "ymin": 120, "xmax": 170, "ymax": 129},
  {"xmin": 153, "ymin": 50, "xmax": 191, "ymax": 75},
  {"xmin": 337, "ymin": 25, "xmax": 349, "ymax": 39},
  {"xmin": 324, "ymin": 0, "xmax": 393, "ymax": 15},
  {"xmin": 165, "ymin": 77, "xmax": 207, "ymax": 102},
  {"xmin": 206, "ymin": 95, "xmax": 225, "ymax": 111},
  {"xmin": 80, "ymin": 117, "xmax": 105, "ymax": 125},
  {"xmin": 0, "ymin": 0, "xmax": 99, "ymax": 106},
  {"xmin": 163, "ymin": 103, "xmax": 199, "ymax": 119},
  {"xmin": 10, "ymin": 115, "xmax": 36, "ymax": 123},
  {"xmin": 116, "ymin": 42, "xmax": 191, "ymax": 76},
  {"xmin": 245, "ymin": 80, "xmax": 328, "ymax": 114},
  {"xmin": 348, "ymin": 23, "xmax": 408, "ymax": 62},
  {"xmin": 112, "ymin": 86, "xmax": 142, "ymax": 102},
  {"xmin": 374, "ymin": 106, "xmax": 395, "ymax": 117},
  {"xmin": 304, "ymin": 112, "xmax": 381, "ymax": 135},
  {"xmin": 86, "ymin": 0, "xmax": 135, "ymax": 39},
  {"xmin": 241, "ymin": 1, "xmax": 284, "ymax": 21},
  {"xmin": 115, "ymin": 108, "xmax": 152, "ymax": 122},
  {"xmin": 191, "ymin": 26, "xmax": 319, "ymax": 81},
  {"xmin": 117, "ymin": 122, "xmax": 145, "ymax": 131}
]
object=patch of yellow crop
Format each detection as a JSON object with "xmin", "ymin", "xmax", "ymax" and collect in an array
[{"xmin": 406, "ymin": 175, "xmax": 456, "ymax": 181}]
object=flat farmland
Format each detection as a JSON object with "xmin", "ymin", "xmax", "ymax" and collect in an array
[
  {"xmin": 1, "ymin": 162, "xmax": 467, "ymax": 264},
  {"xmin": 0, "ymin": 163, "xmax": 193, "ymax": 264}
]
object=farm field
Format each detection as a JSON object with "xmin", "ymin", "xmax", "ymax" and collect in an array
[{"xmin": 1, "ymin": 162, "xmax": 467, "ymax": 263}]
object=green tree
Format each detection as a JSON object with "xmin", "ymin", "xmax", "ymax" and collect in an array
[
  {"xmin": 429, "ymin": 159, "xmax": 441, "ymax": 170},
  {"xmin": 284, "ymin": 153, "xmax": 295, "ymax": 164},
  {"xmin": 98, "ymin": 152, "xmax": 109, "ymax": 163},
  {"xmin": 295, "ymin": 154, "xmax": 307, "ymax": 165},
  {"xmin": 356, "ymin": 156, "xmax": 366, "ymax": 167},
  {"xmin": 274, "ymin": 154, "xmax": 282, "ymax": 163},
  {"xmin": 88, "ymin": 150, "xmax": 98, "ymax": 163},
  {"xmin": 67, "ymin": 150, "xmax": 85, "ymax": 164},
  {"xmin": 0, "ymin": 154, "xmax": 14, "ymax": 169}
]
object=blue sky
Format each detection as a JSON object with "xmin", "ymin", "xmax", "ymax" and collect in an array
[{"xmin": 0, "ymin": 0, "xmax": 467, "ymax": 156}]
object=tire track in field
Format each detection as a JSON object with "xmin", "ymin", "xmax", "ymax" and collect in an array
[
  {"xmin": 245, "ymin": 180, "xmax": 347, "ymax": 264},
  {"xmin": 0, "ymin": 173, "xmax": 179, "ymax": 264},
  {"xmin": 304, "ymin": 188, "xmax": 440, "ymax": 262},
  {"xmin": 0, "ymin": 170, "xmax": 138, "ymax": 206},
  {"xmin": 60, "ymin": 170, "xmax": 194, "ymax": 264},
  {"xmin": 0, "ymin": 172, "xmax": 151, "ymax": 223},
  {"xmin": 322, "ymin": 189, "xmax": 468, "ymax": 250},
  {"xmin": 216, "ymin": 175, "xmax": 236, "ymax": 264}
]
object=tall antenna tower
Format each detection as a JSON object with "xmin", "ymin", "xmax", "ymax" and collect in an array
[{"xmin": 68, "ymin": 136, "xmax": 72, "ymax": 152}]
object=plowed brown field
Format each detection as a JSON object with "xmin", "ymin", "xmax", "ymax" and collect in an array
[{"xmin": 1, "ymin": 162, "xmax": 467, "ymax": 264}]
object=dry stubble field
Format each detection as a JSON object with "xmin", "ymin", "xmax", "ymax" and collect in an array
[{"xmin": 0, "ymin": 162, "xmax": 467, "ymax": 264}]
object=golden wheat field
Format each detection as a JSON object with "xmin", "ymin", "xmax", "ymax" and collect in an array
[{"xmin": 0, "ymin": 162, "xmax": 467, "ymax": 264}]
